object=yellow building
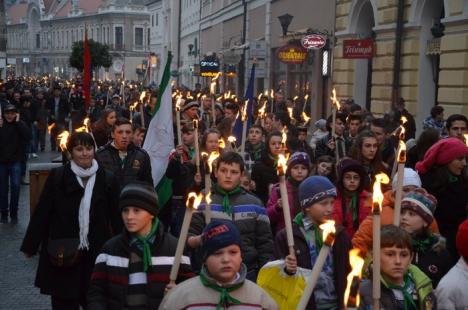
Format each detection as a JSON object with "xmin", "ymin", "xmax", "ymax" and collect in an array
[{"xmin": 333, "ymin": 0, "xmax": 468, "ymax": 131}]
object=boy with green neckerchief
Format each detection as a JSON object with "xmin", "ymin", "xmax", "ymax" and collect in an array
[
  {"xmin": 160, "ymin": 220, "xmax": 278, "ymax": 309},
  {"xmin": 87, "ymin": 182, "xmax": 194, "ymax": 310},
  {"xmin": 187, "ymin": 151, "xmax": 273, "ymax": 282},
  {"xmin": 359, "ymin": 225, "xmax": 437, "ymax": 310}
]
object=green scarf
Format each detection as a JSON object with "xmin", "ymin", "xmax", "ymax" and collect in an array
[
  {"xmin": 135, "ymin": 218, "xmax": 159, "ymax": 272},
  {"xmin": 448, "ymin": 173, "xmax": 459, "ymax": 183},
  {"xmin": 411, "ymin": 234, "xmax": 436, "ymax": 253},
  {"xmin": 199, "ymin": 272, "xmax": 242, "ymax": 310},
  {"xmin": 188, "ymin": 146, "xmax": 195, "ymax": 160},
  {"xmin": 215, "ymin": 184, "xmax": 241, "ymax": 216},
  {"xmin": 293, "ymin": 213, "xmax": 323, "ymax": 252},
  {"xmin": 386, "ymin": 274, "xmax": 418, "ymax": 310},
  {"xmin": 287, "ymin": 176, "xmax": 301, "ymax": 188},
  {"xmin": 344, "ymin": 191, "xmax": 359, "ymax": 222}
]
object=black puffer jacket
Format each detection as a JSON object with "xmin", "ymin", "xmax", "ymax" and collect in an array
[
  {"xmin": 87, "ymin": 225, "xmax": 194, "ymax": 310},
  {"xmin": 0, "ymin": 118, "xmax": 31, "ymax": 163},
  {"xmin": 189, "ymin": 187, "xmax": 274, "ymax": 275},
  {"xmin": 251, "ymin": 150, "xmax": 278, "ymax": 204},
  {"xmin": 95, "ymin": 143, "xmax": 153, "ymax": 189}
]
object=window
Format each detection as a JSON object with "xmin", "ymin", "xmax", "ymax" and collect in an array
[
  {"xmin": 36, "ymin": 33, "xmax": 40, "ymax": 49},
  {"xmin": 156, "ymin": 13, "xmax": 159, "ymax": 26},
  {"xmin": 135, "ymin": 27, "xmax": 143, "ymax": 48},
  {"xmin": 115, "ymin": 26, "xmax": 123, "ymax": 48},
  {"xmin": 147, "ymin": 28, "xmax": 150, "ymax": 46},
  {"xmin": 151, "ymin": 15, "xmax": 154, "ymax": 27}
]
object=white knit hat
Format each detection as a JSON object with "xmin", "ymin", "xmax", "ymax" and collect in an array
[{"xmin": 392, "ymin": 168, "xmax": 422, "ymax": 190}]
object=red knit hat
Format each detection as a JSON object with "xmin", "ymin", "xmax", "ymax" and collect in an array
[
  {"xmin": 456, "ymin": 219, "xmax": 468, "ymax": 258},
  {"xmin": 415, "ymin": 138, "xmax": 468, "ymax": 175}
]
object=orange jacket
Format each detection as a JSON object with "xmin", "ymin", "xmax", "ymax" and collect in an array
[{"xmin": 352, "ymin": 190, "xmax": 440, "ymax": 256}]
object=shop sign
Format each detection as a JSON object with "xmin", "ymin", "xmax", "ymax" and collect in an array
[
  {"xmin": 200, "ymin": 55, "xmax": 220, "ymax": 77},
  {"xmin": 301, "ymin": 34, "xmax": 327, "ymax": 50},
  {"xmin": 277, "ymin": 45, "xmax": 308, "ymax": 64},
  {"xmin": 343, "ymin": 39, "xmax": 374, "ymax": 59}
]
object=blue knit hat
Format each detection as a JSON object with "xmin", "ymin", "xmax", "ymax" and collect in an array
[
  {"xmin": 287, "ymin": 152, "xmax": 311, "ymax": 175},
  {"xmin": 201, "ymin": 220, "xmax": 241, "ymax": 260},
  {"xmin": 299, "ymin": 176, "xmax": 337, "ymax": 209}
]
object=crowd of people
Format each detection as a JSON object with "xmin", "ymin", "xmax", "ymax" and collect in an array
[{"xmin": 0, "ymin": 75, "xmax": 467, "ymax": 309}]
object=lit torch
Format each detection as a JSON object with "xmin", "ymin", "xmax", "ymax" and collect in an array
[
  {"xmin": 48, "ymin": 123, "xmax": 56, "ymax": 135},
  {"xmin": 210, "ymin": 73, "xmax": 221, "ymax": 127},
  {"xmin": 302, "ymin": 112, "xmax": 311, "ymax": 125},
  {"xmin": 464, "ymin": 134, "xmax": 468, "ymax": 146},
  {"xmin": 330, "ymin": 88, "xmax": 341, "ymax": 162},
  {"xmin": 202, "ymin": 151, "xmax": 220, "ymax": 224},
  {"xmin": 169, "ymin": 192, "xmax": 203, "ymax": 286},
  {"xmin": 218, "ymin": 138, "xmax": 226, "ymax": 150},
  {"xmin": 277, "ymin": 153, "xmax": 295, "ymax": 256},
  {"xmin": 298, "ymin": 220, "xmax": 336, "ymax": 310},
  {"xmin": 227, "ymin": 136, "xmax": 237, "ymax": 151},
  {"xmin": 175, "ymin": 96, "xmax": 183, "ymax": 145},
  {"xmin": 344, "ymin": 249, "xmax": 365, "ymax": 309},
  {"xmin": 302, "ymin": 94, "xmax": 310, "ymax": 113},
  {"xmin": 393, "ymin": 139, "xmax": 407, "ymax": 225},
  {"xmin": 240, "ymin": 100, "xmax": 249, "ymax": 155},
  {"xmin": 139, "ymin": 91, "xmax": 147, "ymax": 129},
  {"xmin": 372, "ymin": 173, "xmax": 390, "ymax": 310}
]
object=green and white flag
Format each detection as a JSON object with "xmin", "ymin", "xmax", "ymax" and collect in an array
[{"xmin": 143, "ymin": 52, "xmax": 174, "ymax": 205}]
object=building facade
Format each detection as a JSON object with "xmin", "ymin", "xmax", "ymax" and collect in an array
[
  {"xmin": 147, "ymin": 0, "xmax": 163, "ymax": 83},
  {"xmin": 6, "ymin": 0, "xmax": 151, "ymax": 81},
  {"xmin": 333, "ymin": 0, "xmax": 468, "ymax": 133}
]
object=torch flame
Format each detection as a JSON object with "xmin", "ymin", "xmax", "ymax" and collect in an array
[
  {"xmin": 258, "ymin": 101, "xmax": 267, "ymax": 118},
  {"xmin": 176, "ymin": 96, "xmax": 183, "ymax": 111},
  {"xmin": 293, "ymin": 95, "xmax": 299, "ymax": 101},
  {"xmin": 210, "ymin": 73, "xmax": 221, "ymax": 95},
  {"xmin": 330, "ymin": 88, "xmax": 341, "ymax": 110},
  {"xmin": 129, "ymin": 101, "xmax": 139, "ymax": 112},
  {"xmin": 206, "ymin": 191, "xmax": 212, "ymax": 205},
  {"xmin": 186, "ymin": 192, "xmax": 203, "ymax": 210},
  {"xmin": 319, "ymin": 220, "xmax": 336, "ymax": 242},
  {"xmin": 83, "ymin": 117, "xmax": 90, "ymax": 128},
  {"xmin": 277, "ymin": 154, "xmax": 288, "ymax": 174},
  {"xmin": 257, "ymin": 93, "xmax": 262, "ymax": 101},
  {"xmin": 344, "ymin": 249, "xmax": 365, "ymax": 307},
  {"xmin": 304, "ymin": 94, "xmax": 309, "ymax": 101},
  {"xmin": 372, "ymin": 173, "xmax": 390, "ymax": 211},
  {"xmin": 218, "ymin": 139, "xmax": 226, "ymax": 149},
  {"xmin": 302, "ymin": 112, "xmax": 311, "ymax": 123},
  {"xmin": 48, "ymin": 123, "xmax": 56, "ymax": 134},
  {"xmin": 464, "ymin": 134, "xmax": 468, "ymax": 146},
  {"xmin": 242, "ymin": 100, "xmax": 249, "ymax": 121},
  {"xmin": 58, "ymin": 131, "xmax": 70, "ymax": 152},
  {"xmin": 287, "ymin": 107, "xmax": 294, "ymax": 120},
  {"xmin": 401, "ymin": 116, "xmax": 408, "ymax": 124},
  {"xmin": 398, "ymin": 140, "xmax": 407, "ymax": 162},
  {"xmin": 264, "ymin": 90, "xmax": 269, "ymax": 97},
  {"xmin": 75, "ymin": 125, "xmax": 87, "ymax": 133},
  {"xmin": 281, "ymin": 127, "xmax": 288, "ymax": 145},
  {"xmin": 227, "ymin": 136, "xmax": 237, "ymax": 143},
  {"xmin": 206, "ymin": 151, "xmax": 220, "ymax": 173},
  {"xmin": 140, "ymin": 91, "xmax": 146, "ymax": 102},
  {"xmin": 270, "ymin": 89, "xmax": 274, "ymax": 99}
]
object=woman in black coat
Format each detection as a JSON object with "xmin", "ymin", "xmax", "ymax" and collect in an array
[
  {"xmin": 251, "ymin": 130, "xmax": 282, "ymax": 204},
  {"xmin": 21, "ymin": 132, "xmax": 122, "ymax": 310}
]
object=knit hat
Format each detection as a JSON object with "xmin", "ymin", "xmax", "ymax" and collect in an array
[
  {"xmin": 299, "ymin": 176, "xmax": 337, "ymax": 209},
  {"xmin": 119, "ymin": 182, "xmax": 159, "ymax": 216},
  {"xmin": 287, "ymin": 152, "xmax": 311, "ymax": 175},
  {"xmin": 314, "ymin": 119, "xmax": 327, "ymax": 130},
  {"xmin": 392, "ymin": 168, "xmax": 422, "ymax": 190},
  {"xmin": 3, "ymin": 104, "xmax": 17, "ymax": 113},
  {"xmin": 456, "ymin": 219, "xmax": 468, "ymax": 258},
  {"xmin": 183, "ymin": 100, "xmax": 200, "ymax": 111},
  {"xmin": 337, "ymin": 158, "xmax": 366, "ymax": 192},
  {"xmin": 201, "ymin": 220, "xmax": 241, "ymax": 260},
  {"xmin": 416, "ymin": 138, "xmax": 468, "ymax": 175},
  {"xmin": 401, "ymin": 191, "xmax": 437, "ymax": 225}
]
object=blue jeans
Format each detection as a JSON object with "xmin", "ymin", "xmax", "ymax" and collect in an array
[{"xmin": 0, "ymin": 162, "xmax": 22, "ymax": 215}]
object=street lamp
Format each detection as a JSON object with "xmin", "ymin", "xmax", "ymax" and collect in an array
[{"xmin": 278, "ymin": 14, "xmax": 294, "ymax": 36}]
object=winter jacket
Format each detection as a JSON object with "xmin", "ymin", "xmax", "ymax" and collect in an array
[
  {"xmin": 315, "ymin": 133, "xmax": 352, "ymax": 159},
  {"xmin": 352, "ymin": 190, "xmax": 440, "ymax": 256},
  {"xmin": 266, "ymin": 180, "xmax": 301, "ymax": 236},
  {"xmin": 421, "ymin": 170, "xmax": 468, "ymax": 260},
  {"xmin": 158, "ymin": 264, "xmax": 278, "ymax": 309},
  {"xmin": 166, "ymin": 149, "xmax": 197, "ymax": 197},
  {"xmin": 245, "ymin": 141, "xmax": 265, "ymax": 162},
  {"xmin": 87, "ymin": 225, "xmax": 194, "ymax": 310},
  {"xmin": 0, "ymin": 118, "xmax": 31, "ymax": 163},
  {"xmin": 20, "ymin": 164, "xmax": 122, "ymax": 299},
  {"xmin": 189, "ymin": 187, "xmax": 273, "ymax": 275},
  {"xmin": 251, "ymin": 151, "xmax": 279, "ymax": 204},
  {"xmin": 47, "ymin": 96, "xmax": 69, "ymax": 125},
  {"xmin": 436, "ymin": 258, "xmax": 468, "ymax": 310},
  {"xmin": 332, "ymin": 190, "xmax": 372, "ymax": 238},
  {"xmin": 273, "ymin": 218, "xmax": 352, "ymax": 310},
  {"xmin": 95, "ymin": 142, "xmax": 153, "ymax": 189},
  {"xmin": 411, "ymin": 234, "xmax": 453, "ymax": 287},
  {"xmin": 359, "ymin": 265, "xmax": 437, "ymax": 310}
]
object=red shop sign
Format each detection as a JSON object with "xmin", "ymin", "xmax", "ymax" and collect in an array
[
  {"xmin": 343, "ymin": 39, "xmax": 375, "ymax": 59},
  {"xmin": 301, "ymin": 34, "xmax": 327, "ymax": 50},
  {"xmin": 277, "ymin": 45, "xmax": 308, "ymax": 64}
]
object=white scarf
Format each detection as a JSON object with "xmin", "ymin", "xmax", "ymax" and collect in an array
[{"xmin": 70, "ymin": 159, "xmax": 99, "ymax": 250}]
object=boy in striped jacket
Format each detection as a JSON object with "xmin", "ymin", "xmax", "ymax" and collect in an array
[{"xmin": 87, "ymin": 182, "xmax": 193, "ymax": 310}]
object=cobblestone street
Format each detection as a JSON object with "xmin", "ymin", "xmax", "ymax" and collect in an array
[{"xmin": 0, "ymin": 152, "xmax": 60, "ymax": 310}]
